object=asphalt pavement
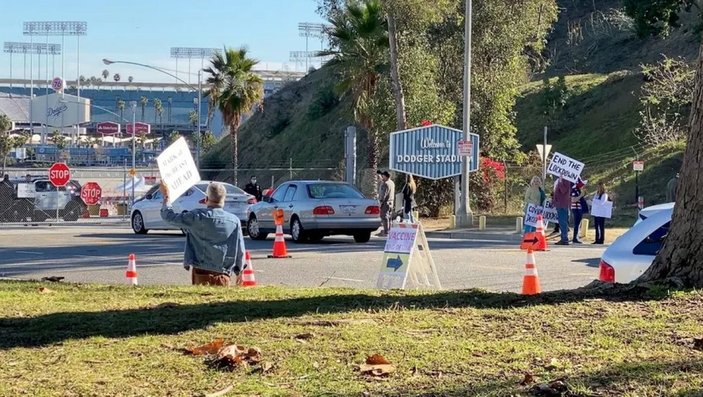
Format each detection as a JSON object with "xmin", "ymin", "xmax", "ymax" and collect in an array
[{"xmin": 0, "ymin": 221, "xmax": 604, "ymax": 292}]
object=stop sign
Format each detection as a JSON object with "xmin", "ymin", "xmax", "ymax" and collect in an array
[
  {"xmin": 49, "ymin": 162, "xmax": 71, "ymax": 187},
  {"xmin": 81, "ymin": 182, "xmax": 102, "ymax": 205}
]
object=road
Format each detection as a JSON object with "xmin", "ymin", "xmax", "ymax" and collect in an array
[{"xmin": 0, "ymin": 222, "xmax": 604, "ymax": 292}]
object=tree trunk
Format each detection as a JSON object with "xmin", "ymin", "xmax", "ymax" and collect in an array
[
  {"xmin": 230, "ymin": 119, "xmax": 240, "ymax": 186},
  {"xmin": 367, "ymin": 128, "xmax": 380, "ymax": 200},
  {"xmin": 386, "ymin": 10, "xmax": 408, "ymax": 131},
  {"xmin": 638, "ymin": 40, "xmax": 703, "ymax": 287}
]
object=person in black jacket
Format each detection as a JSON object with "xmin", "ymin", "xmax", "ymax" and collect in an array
[
  {"xmin": 243, "ymin": 176, "xmax": 262, "ymax": 201},
  {"xmin": 402, "ymin": 174, "xmax": 417, "ymax": 223}
]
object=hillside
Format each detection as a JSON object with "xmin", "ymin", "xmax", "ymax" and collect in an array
[{"xmin": 203, "ymin": 0, "xmax": 694, "ymax": 208}]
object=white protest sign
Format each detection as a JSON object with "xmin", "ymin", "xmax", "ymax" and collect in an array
[
  {"xmin": 542, "ymin": 200, "xmax": 559, "ymax": 224},
  {"xmin": 547, "ymin": 152, "xmax": 584, "ymax": 183},
  {"xmin": 377, "ymin": 223, "xmax": 441, "ymax": 290},
  {"xmin": 524, "ymin": 203, "xmax": 541, "ymax": 228},
  {"xmin": 16, "ymin": 183, "xmax": 35, "ymax": 199},
  {"xmin": 591, "ymin": 199, "xmax": 613, "ymax": 219},
  {"xmin": 156, "ymin": 137, "xmax": 201, "ymax": 204}
]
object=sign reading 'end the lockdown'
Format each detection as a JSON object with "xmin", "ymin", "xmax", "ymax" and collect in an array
[
  {"xmin": 389, "ymin": 124, "xmax": 479, "ymax": 180},
  {"xmin": 547, "ymin": 152, "xmax": 584, "ymax": 183}
]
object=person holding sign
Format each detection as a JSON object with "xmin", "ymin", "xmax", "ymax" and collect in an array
[
  {"xmin": 523, "ymin": 176, "xmax": 545, "ymax": 233},
  {"xmin": 553, "ymin": 173, "xmax": 572, "ymax": 245},
  {"xmin": 159, "ymin": 182, "xmax": 246, "ymax": 286},
  {"xmin": 592, "ymin": 182, "xmax": 609, "ymax": 244}
]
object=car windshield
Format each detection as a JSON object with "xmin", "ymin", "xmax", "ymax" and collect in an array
[
  {"xmin": 307, "ymin": 183, "xmax": 363, "ymax": 199},
  {"xmin": 195, "ymin": 183, "xmax": 246, "ymax": 195}
]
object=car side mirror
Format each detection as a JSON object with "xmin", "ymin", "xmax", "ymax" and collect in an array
[
  {"xmin": 145, "ymin": 194, "xmax": 153, "ymax": 200},
  {"xmin": 263, "ymin": 195, "xmax": 272, "ymax": 203}
]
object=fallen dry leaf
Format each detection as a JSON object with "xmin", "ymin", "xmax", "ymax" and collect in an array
[
  {"xmin": 38, "ymin": 287, "xmax": 53, "ymax": 294},
  {"xmin": 366, "ymin": 354, "xmax": 391, "ymax": 365},
  {"xmin": 217, "ymin": 344, "xmax": 247, "ymax": 359},
  {"xmin": 520, "ymin": 373, "xmax": 535, "ymax": 386},
  {"xmin": 358, "ymin": 364, "xmax": 396, "ymax": 377},
  {"xmin": 185, "ymin": 339, "xmax": 225, "ymax": 356}
]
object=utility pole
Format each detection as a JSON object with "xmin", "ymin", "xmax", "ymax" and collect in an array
[{"xmin": 456, "ymin": 0, "xmax": 473, "ymax": 228}]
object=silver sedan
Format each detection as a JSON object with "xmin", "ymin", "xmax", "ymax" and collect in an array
[{"xmin": 246, "ymin": 180, "xmax": 381, "ymax": 243}]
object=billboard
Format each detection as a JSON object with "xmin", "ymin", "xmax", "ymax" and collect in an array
[
  {"xmin": 30, "ymin": 93, "xmax": 90, "ymax": 127},
  {"xmin": 97, "ymin": 121, "xmax": 121, "ymax": 135},
  {"xmin": 126, "ymin": 122, "xmax": 151, "ymax": 135},
  {"xmin": 389, "ymin": 124, "xmax": 480, "ymax": 180}
]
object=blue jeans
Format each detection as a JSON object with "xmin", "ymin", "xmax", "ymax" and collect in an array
[{"xmin": 557, "ymin": 208, "xmax": 569, "ymax": 243}]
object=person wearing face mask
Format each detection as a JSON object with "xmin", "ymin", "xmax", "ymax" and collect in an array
[{"xmin": 244, "ymin": 175, "xmax": 262, "ymax": 202}]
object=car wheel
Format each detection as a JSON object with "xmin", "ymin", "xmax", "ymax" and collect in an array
[
  {"xmin": 247, "ymin": 216, "xmax": 268, "ymax": 240},
  {"xmin": 353, "ymin": 231, "xmax": 371, "ymax": 243},
  {"xmin": 63, "ymin": 201, "xmax": 82, "ymax": 221},
  {"xmin": 291, "ymin": 217, "xmax": 307, "ymax": 243},
  {"xmin": 131, "ymin": 211, "xmax": 148, "ymax": 234}
]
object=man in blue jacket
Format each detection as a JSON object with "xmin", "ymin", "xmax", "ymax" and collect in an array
[{"xmin": 160, "ymin": 182, "xmax": 246, "ymax": 286}]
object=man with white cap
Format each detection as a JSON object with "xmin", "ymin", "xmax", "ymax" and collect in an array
[{"xmin": 159, "ymin": 182, "xmax": 246, "ymax": 286}]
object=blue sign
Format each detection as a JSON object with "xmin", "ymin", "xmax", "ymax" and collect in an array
[{"xmin": 389, "ymin": 124, "xmax": 479, "ymax": 180}]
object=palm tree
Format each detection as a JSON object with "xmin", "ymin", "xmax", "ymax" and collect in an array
[
  {"xmin": 102, "ymin": 69, "xmax": 109, "ymax": 79},
  {"xmin": 139, "ymin": 96, "xmax": 148, "ymax": 121},
  {"xmin": 153, "ymin": 98, "xmax": 163, "ymax": 127},
  {"xmin": 322, "ymin": 0, "xmax": 389, "ymax": 196},
  {"xmin": 116, "ymin": 99, "xmax": 126, "ymax": 123},
  {"xmin": 204, "ymin": 47, "xmax": 264, "ymax": 185},
  {"xmin": 167, "ymin": 97, "xmax": 173, "ymax": 123},
  {"xmin": 128, "ymin": 76, "xmax": 134, "ymax": 83}
]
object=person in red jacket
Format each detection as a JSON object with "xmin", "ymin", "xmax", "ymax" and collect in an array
[{"xmin": 552, "ymin": 172, "xmax": 572, "ymax": 245}]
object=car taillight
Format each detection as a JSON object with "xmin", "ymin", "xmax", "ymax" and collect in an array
[
  {"xmin": 599, "ymin": 260, "xmax": 615, "ymax": 283},
  {"xmin": 247, "ymin": 197, "xmax": 257, "ymax": 204},
  {"xmin": 198, "ymin": 198, "xmax": 207, "ymax": 204},
  {"xmin": 313, "ymin": 206, "xmax": 335, "ymax": 215},
  {"xmin": 365, "ymin": 205, "xmax": 380, "ymax": 215}
]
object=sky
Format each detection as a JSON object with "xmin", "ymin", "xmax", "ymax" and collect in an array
[{"xmin": 0, "ymin": 0, "xmax": 327, "ymax": 84}]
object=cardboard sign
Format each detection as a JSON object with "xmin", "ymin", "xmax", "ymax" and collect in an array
[
  {"xmin": 542, "ymin": 200, "xmax": 559, "ymax": 224},
  {"xmin": 376, "ymin": 223, "xmax": 441, "ymax": 290},
  {"xmin": 156, "ymin": 137, "xmax": 201, "ymax": 204},
  {"xmin": 591, "ymin": 199, "xmax": 613, "ymax": 219},
  {"xmin": 547, "ymin": 152, "xmax": 584, "ymax": 183},
  {"xmin": 16, "ymin": 183, "xmax": 35, "ymax": 199}
]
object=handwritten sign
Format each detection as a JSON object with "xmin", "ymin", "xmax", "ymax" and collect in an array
[
  {"xmin": 542, "ymin": 200, "xmax": 559, "ymax": 224},
  {"xmin": 591, "ymin": 199, "xmax": 613, "ymax": 219},
  {"xmin": 16, "ymin": 183, "xmax": 35, "ymax": 199},
  {"xmin": 547, "ymin": 152, "xmax": 584, "ymax": 183},
  {"xmin": 524, "ymin": 203, "xmax": 542, "ymax": 228},
  {"xmin": 377, "ymin": 223, "xmax": 441, "ymax": 290},
  {"xmin": 156, "ymin": 137, "xmax": 201, "ymax": 204}
]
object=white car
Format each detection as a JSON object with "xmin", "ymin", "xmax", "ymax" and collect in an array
[
  {"xmin": 130, "ymin": 181, "xmax": 256, "ymax": 234},
  {"xmin": 634, "ymin": 202, "xmax": 674, "ymax": 225},
  {"xmin": 599, "ymin": 206, "xmax": 672, "ymax": 283}
]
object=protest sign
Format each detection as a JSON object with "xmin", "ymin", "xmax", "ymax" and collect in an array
[
  {"xmin": 542, "ymin": 200, "xmax": 559, "ymax": 224},
  {"xmin": 156, "ymin": 137, "xmax": 201, "ymax": 204},
  {"xmin": 377, "ymin": 223, "xmax": 441, "ymax": 290},
  {"xmin": 16, "ymin": 183, "xmax": 35, "ymax": 199},
  {"xmin": 524, "ymin": 203, "xmax": 541, "ymax": 228},
  {"xmin": 547, "ymin": 152, "xmax": 584, "ymax": 183},
  {"xmin": 591, "ymin": 199, "xmax": 613, "ymax": 219}
]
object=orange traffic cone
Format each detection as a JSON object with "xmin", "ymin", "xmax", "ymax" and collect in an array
[
  {"xmin": 535, "ymin": 214, "xmax": 548, "ymax": 251},
  {"xmin": 268, "ymin": 224, "xmax": 292, "ymax": 258},
  {"xmin": 241, "ymin": 251, "xmax": 256, "ymax": 287},
  {"xmin": 521, "ymin": 249, "xmax": 541, "ymax": 295},
  {"xmin": 125, "ymin": 253, "xmax": 138, "ymax": 286}
]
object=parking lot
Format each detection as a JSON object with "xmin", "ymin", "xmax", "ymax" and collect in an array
[{"xmin": 0, "ymin": 220, "xmax": 604, "ymax": 292}]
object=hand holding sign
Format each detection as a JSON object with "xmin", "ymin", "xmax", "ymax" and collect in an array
[
  {"xmin": 548, "ymin": 152, "xmax": 584, "ymax": 183},
  {"xmin": 156, "ymin": 137, "xmax": 201, "ymax": 204}
]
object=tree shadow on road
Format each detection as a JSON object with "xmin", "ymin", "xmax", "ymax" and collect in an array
[{"xmin": 0, "ymin": 282, "xmax": 667, "ymax": 350}]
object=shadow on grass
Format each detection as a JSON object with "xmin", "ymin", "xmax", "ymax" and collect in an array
[
  {"xmin": 0, "ymin": 283, "xmax": 666, "ymax": 350},
  {"xmin": 385, "ymin": 358, "xmax": 703, "ymax": 396}
]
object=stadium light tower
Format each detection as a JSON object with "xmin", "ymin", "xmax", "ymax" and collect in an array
[
  {"xmin": 170, "ymin": 47, "xmax": 218, "ymax": 85},
  {"xmin": 4, "ymin": 42, "xmax": 60, "ymax": 94},
  {"xmin": 23, "ymin": 21, "xmax": 87, "ymax": 96},
  {"xmin": 298, "ymin": 23, "xmax": 325, "ymax": 71}
]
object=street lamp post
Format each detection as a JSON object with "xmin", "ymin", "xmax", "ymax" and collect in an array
[
  {"xmin": 130, "ymin": 101, "xmax": 137, "ymax": 208},
  {"xmin": 102, "ymin": 58, "xmax": 203, "ymax": 166}
]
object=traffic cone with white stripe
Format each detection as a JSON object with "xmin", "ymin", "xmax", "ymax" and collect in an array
[
  {"xmin": 125, "ymin": 253, "xmax": 138, "ymax": 286},
  {"xmin": 536, "ymin": 214, "xmax": 548, "ymax": 251},
  {"xmin": 268, "ymin": 224, "xmax": 291, "ymax": 258},
  {"xmin": 521, "ymin": 249, "xmax": 541, "ymax": 295},
  {"xmin": 241, "ymin": 251, "xmax": 256, "ymax": 287}
]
